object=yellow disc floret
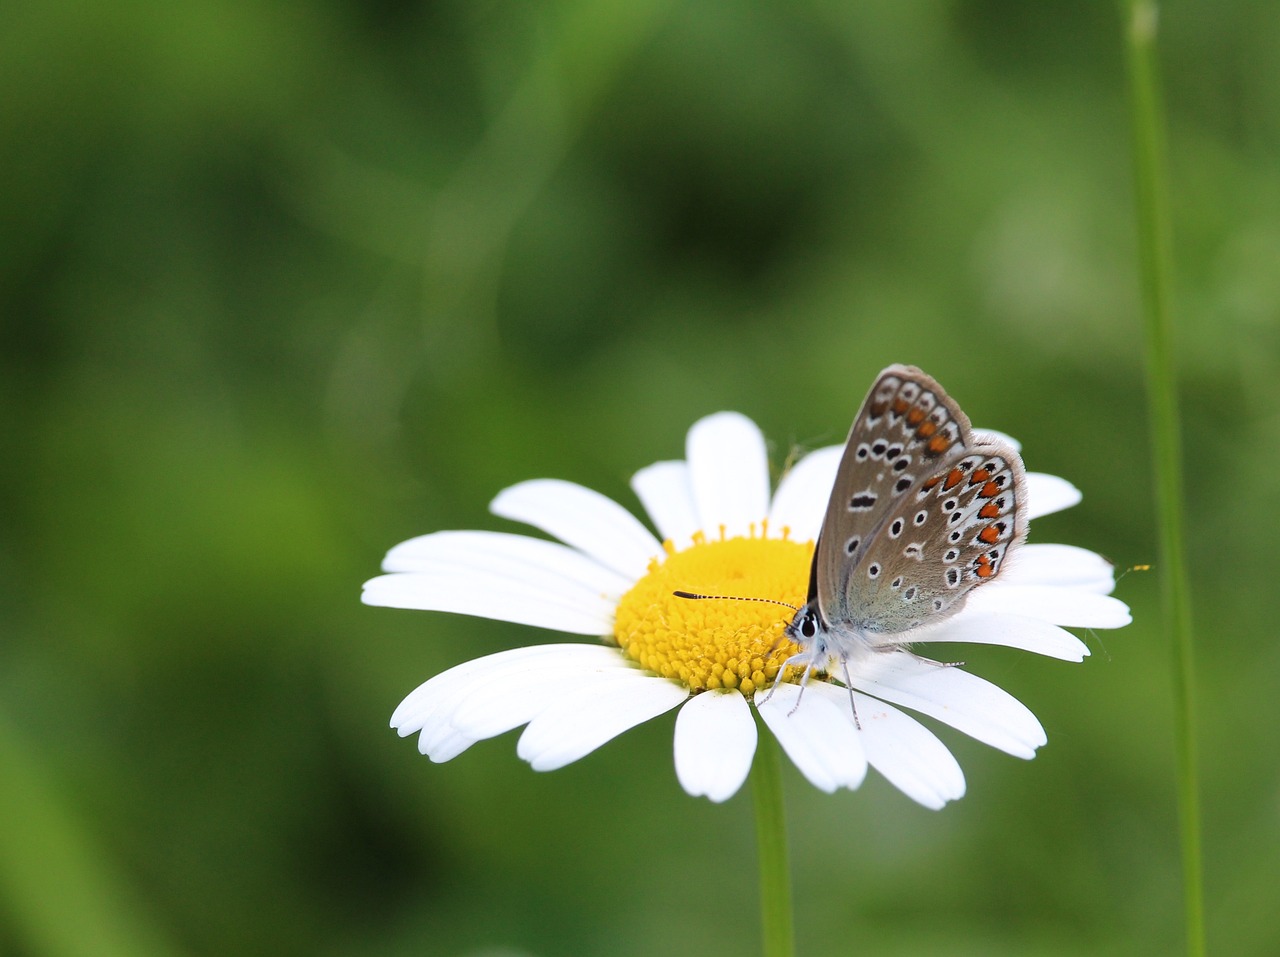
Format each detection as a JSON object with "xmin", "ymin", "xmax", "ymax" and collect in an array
[{"xmin": 613, "ymin": 526, "xmax": 812, "ymax": 696}]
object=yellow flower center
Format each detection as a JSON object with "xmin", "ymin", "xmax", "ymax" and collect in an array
[{"xmin": 613, "ymin": 526, "xmax": 812, "ymax": 696}]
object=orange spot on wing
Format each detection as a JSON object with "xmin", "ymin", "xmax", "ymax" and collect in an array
[
  {"xmin": 979, "ymin": 481, "xmax": 1001, "ymax": 498},
  {"xmin": 978, "ymin": 525, "xmax": 1000, "ymax": 544},
  {"xmin": 916, "ymin": 421, "xmax": 937, "ymax": 439},
  {"xmin": 979, "ymin": 502, "xmax": 1000, "ymax": 519},
  {"xmin": 906, "ymin": 405, "xmax": 926, "ymax": 426},
  {"xmin": 943, "ymin": 468, "xmax": 964, "ymax": 490},
  {"xmin": 892, "ymin": 398, "xmax": 910, "ymax": 415},
  {"xmin": 974, "ymin": 555, "xmax": 995, "ymax": 578},
  {"xmin": 922, "ymin": 475, "xmax": 942, "ymax": 491},
  {"xmin": 969, "ymin": 468, "xmax": 991, "ymax": 485},
  {"xmin": 928, "ymin": 434, "xmax": 951, "ymax": 454}
]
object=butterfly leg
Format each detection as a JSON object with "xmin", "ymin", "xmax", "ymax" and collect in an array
[
  {"xmin": 868, "ymin": 638, "xmax": 963, "ymax": 669},
  {"xmin": 785, "ymin": 656, "xmax": 820, "ymax": 716},
  {"xmin": 902, "ymin": 649, "xmax": 964, "ymax": 669},
  {"xmin": 838, "ymin": 656, "xmax": 862, "ymax": 730},
  {"xmin": 756, "ymin": 656, "xmax": 794, "ymax": 707},
  {"xmin": 757, "ymin": 648, "xmax": 822, "ymax": 713}
]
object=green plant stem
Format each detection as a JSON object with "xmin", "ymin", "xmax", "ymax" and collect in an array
[
  {"xmin": 751, "ymin": 722, "xmax": 795, "ymax": 957},
  {"xmin": 1121, "ymin": 3, "xmax": 1205, "ymax": 955}
]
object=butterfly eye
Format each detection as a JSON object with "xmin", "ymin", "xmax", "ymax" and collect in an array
[{"xmin": 800, "ymin": 616, "xmax": 818, "ymax": 639}]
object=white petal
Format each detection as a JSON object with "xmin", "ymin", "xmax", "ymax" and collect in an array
[
  {"xmin": 767, "ymin": 445, "xmax": 843, "ymax": 543},
  {"xmin": 390, "ymin": 644, "xmax": 619, "ymax": 735},
  {"xmin": 965, "ymin": 584, "xmax": 1132, "ymax": 628},
  {"xmin": 686, "ymin": 412, "xmax": 771, "ymax": 539},
  {"xmin": 490, "ymin": 479, "xmax": 662, "ymax": 580},
  {"xmin": 911, "ymin": 611, "xmax": 1091, "ymax": 661},
  {"xmin": 415, "ymin": 701, "xmax": 484, "ymax": 760},
  {"xmin": 757, "ymin": 682, "xmax": 867, "ymax": 792},
  {"xmin": 413, "ymin": 649, "xmax": 640, "ymax": 764},
  {"xmin": 850, "ymin": 654, "xmax": 1047, "ymax": 759},
  {"xmin": 808, "ymin": 682, "xmax": 965, "ymax": 810},
  {"xmin": 383, "ymin": 530, "xmax": 632, "ymax": 599},
  {"xmin": 673, "ymin": 689, "xmax": 757, "ymax": 803},
  {"xmin": 631, "ymin": 460, "xmax": 700, "ymax": 547},
  {"xmin": 450, "ymin": 660, "xmax": 639, "ymax": 739},
  {"xmin": 362, "ymin": 571, "xmax": 612, "ymax": 635},
  {"xmin": 973, "ymin": 428, "xmax": 1022, "ymax": 452},
  {"xmin": 419, "ymin": 727, "xmax": 477, "ymax": 762},
  {"xmin": 1001, "ymin": 543, "xmax": 1117, "ymax": 594},
  {"xmin": 516, "ymin": 674, "xmax": 688, "ymax": 771},
  {"xmin": 1026, "ymin": 473, "xmax": 1082, "ymax": 520}
]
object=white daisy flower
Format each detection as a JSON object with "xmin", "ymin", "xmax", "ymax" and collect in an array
[{"xmin": 366, "ymin": 412, "xmax": 1130, "ymax": 809}]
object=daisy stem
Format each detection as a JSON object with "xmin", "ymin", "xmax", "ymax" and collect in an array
[
  {"xmin": 750, "ymin": 719, "xmax": 795, "ymax": 957},
  {"xmin": 1121, "ymin": 4, "xmax": 1205, "ymax": 956}
]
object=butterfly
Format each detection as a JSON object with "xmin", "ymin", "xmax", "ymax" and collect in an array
[{"xmin": 777, "ymin": 364, "xmax": 1029, "ymax": 708}]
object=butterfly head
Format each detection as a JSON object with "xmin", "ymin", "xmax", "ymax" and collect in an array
[{"xmin": 784, "ymin": 601, "xmax": 827, "ymax": 651}]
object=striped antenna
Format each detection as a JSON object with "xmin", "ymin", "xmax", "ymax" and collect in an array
[{"xmin": 672, "ymin": 591, "xmax": 800, "ymax": 612}]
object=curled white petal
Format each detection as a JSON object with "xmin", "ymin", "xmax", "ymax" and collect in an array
[
  {"xmin": 965, "ymin": 584, "xmax": 1132, "ymax": 628},
  {"xmin": 757, "ymin": 682, "xmax": 867, "ymax": 792},
  {"xmin": 631, "ymin": 460, "xmax": 700, "ymax": 548},
  {"xmin": 808, "ymin": 682, "xmax": 965, "ymax": 810},
  {"xmin": 850, "ymin": 654, "xmax": 1047, "ymax": 759},
  {"xmin": 491, "ymin": 479, "xmax": 662, "ymax": 580},
  {"xmin": 673, "ymin": 689, "xmax": 758, "ymax": 803},
  {"xmin": 912, "ymin": 611, "xmax": 1091, "ymax": 661},
  {"xmin": 686, "ymin": 412, "xmax": 771, "ymax": 539},
  {"xmin": 382, "ymin": 530, "xmax": 631, "ymax": 599},
  {"xmin": 1026, "ymin": 473, "xmax": 1082, "ymax": 520},
  {"xmin": 767, "ymin": 444, "xmax": 842, "ymax": 543},
  {"xmin": 362, "ymin": 571, "xmax": 612, "ymax": 635},
  {"xmin": 516, "ymin": 674, "xmax": 688, "ymax": 771},
  {"xmin": 1001, "ymin": 543, "xmax": 1118, "ymax": 594}
]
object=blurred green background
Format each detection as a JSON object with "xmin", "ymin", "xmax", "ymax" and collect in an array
[{"xmin": 2, "ymin": 0, "xmax": 1277, "ymax": 955}]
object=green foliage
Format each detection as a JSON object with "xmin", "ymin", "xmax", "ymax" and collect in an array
[{"xmin": 1, "ymin": 1, "xmax": 1275, "ymax": 954}]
